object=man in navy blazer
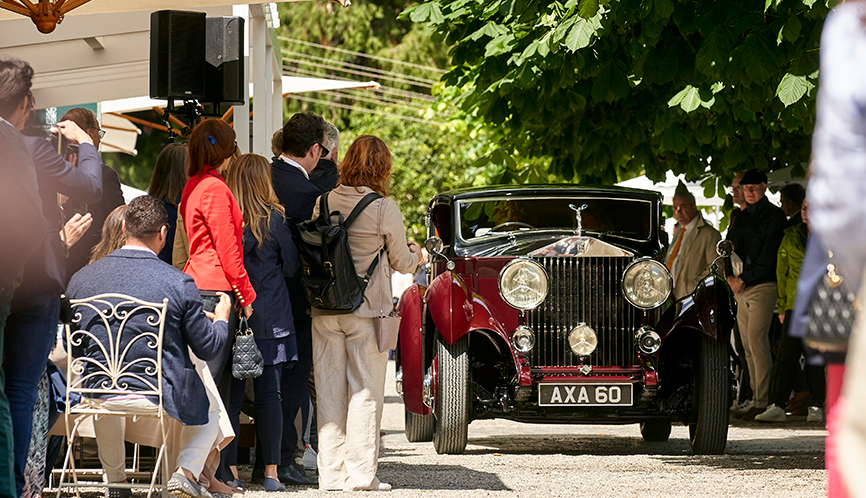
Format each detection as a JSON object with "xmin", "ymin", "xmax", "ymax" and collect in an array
[
  {"xmin": 269, "ymin": 112, "xmax": 324, "ymax": 486},
  {"xmin": 67, "ymin": 195, "xmax": 231, "ymax": 498}
]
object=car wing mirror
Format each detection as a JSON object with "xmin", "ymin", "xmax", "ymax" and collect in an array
[{"xmin": 425, "ymin": 236, "xmax": 454, "ymax": 270}]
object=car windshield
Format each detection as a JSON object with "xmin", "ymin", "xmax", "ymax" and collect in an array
[{"xmin": 457, "ymin": 196, "xmax": 653, "ymax": 243}]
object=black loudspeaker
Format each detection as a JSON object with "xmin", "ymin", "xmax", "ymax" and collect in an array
[
  {"xmin": 204, "ymin": 17, "xmax": 245, "ymax": 105},
  {"xmin": 149, "ymin": 10, "xmax": 206, "ymax": 100}
]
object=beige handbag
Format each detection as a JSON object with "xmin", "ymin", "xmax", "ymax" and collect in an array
[{"xmin": 373, "ymin": 200, "xmax": 401, "ymax": 353}]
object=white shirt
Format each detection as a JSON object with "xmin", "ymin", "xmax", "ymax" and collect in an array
[
  {"xmin": 280, "ymin": 154, "xmax": 310, "ymax": 180},
  {"xmin": 121, "ymin": 244, "xmax": 156, "ymax": 255},
  {"xmin": 666, "ymin": 215, "xmax": 699, "ymax": 279}
]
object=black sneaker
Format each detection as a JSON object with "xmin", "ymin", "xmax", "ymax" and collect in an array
[{"xmin": 167, "ymin": 472, "xmax": 213, "ymax": 498}]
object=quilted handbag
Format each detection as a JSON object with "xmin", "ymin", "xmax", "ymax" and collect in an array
[
  {"xmin": 804, "ymin": 251, "xmax": 857, "ymax": 353},
  {"xmin": 232, "ymin": 316, "xmax": 264, "ymax": 379}
]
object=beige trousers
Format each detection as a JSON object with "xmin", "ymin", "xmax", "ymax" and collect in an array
[
  {"xmin": 91, "ymin": 387, "xmax": 220, "ymax": 483},
  {"xmin": 312, "ymin": 314, "xmax": 388, "ymax": 491},
  {"xmin": 734, "ymin": 282, "xmax": 777, "ymax": 407}
]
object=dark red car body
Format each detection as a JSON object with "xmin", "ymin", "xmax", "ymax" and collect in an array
[{"xmin": 396, "ymin": 185, "xmax": 736, "ymax": 455}]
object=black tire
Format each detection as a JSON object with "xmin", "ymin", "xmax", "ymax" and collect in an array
[
  {"xmin": 640, "ymin": 420, "xmax": 672, "ymax": 442},
  {"xmin": 432, "ymin": 335, "xmax": 470, "ymax": 454},
  {"xmin": 688, "ymin": 334, "xmax": 730, "ymax": 455},
  {"xmin": 405, "ymin": 408, "xmax": 434, "ymax": 442}
]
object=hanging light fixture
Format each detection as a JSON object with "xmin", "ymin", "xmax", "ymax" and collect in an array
[{"xmin": 0, "ymin": 0, "xmax": 93, "ymax": 33}]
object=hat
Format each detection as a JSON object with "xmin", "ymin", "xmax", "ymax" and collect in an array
[
  {"xmin": 674, "ymin": 180, "xmax": 690, "ymax": 198},
  {"xmin": 739, "ymin": 169, "xmax": 768, "ymax": 185}
]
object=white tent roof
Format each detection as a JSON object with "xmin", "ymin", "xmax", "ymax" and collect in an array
[
  {"xmin": 617, "ymin": 171, "xmax": 727, "ymax": 207},
  {"xmin": 101, "ymin": 76, "xmax": 380, "ymax": 114}
]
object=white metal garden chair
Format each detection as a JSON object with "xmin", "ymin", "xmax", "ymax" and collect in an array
[{"xmin": 55, "ymin": 293, "xmax": 170, "ymax": 498}]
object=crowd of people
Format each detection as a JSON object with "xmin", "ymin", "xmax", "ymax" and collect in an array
[
  {"xmin": 6, "ymin": 2, "xmax": 866, "ymax": 496},
  {"xmin": 1, "ymin": 55, "xmax": 423, "ymax": 498}
]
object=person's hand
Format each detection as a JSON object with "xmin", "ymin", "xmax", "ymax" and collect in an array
[
  {"xmin": 52, "ymin": 120, "xmax": 93, "ymax": 146},
  {"xmin": 408, "ymin": 241, "xmax": 425, "ymax": 265},
  {"xmin": 242, "ymin": 304, "xmax": 253, "ymax": 319},
  {"xmin": 779, "ymin": 314, "xmax": 785, "ymax": 324},
  {"xmin": 726, "ymin": 276, "xmax": 745, "ymax": 294},
  {"xmin": 62, "ymin": 212, "xmax": 92, "ymax": 248}
]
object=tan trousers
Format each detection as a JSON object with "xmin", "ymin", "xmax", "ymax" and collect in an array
[
  {"xmin": 734, "ymin": 282, "xmax": 777, "ymax": 408},
  {"xmin": 312, "ymin": 315, "xmax": 388, "ymax": 491},
  {"xmin": 91, "ymin": 391, "xmax": 220, "ymax": 483}
]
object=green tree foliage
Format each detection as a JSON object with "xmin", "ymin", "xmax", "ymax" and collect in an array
[
  {"xmin": 277, "ymin": 1, "xmax": 500, "ymax": 235},
  {"xmin": 401, "ymin": 0, "xmax": 831, "ymax": 186}
]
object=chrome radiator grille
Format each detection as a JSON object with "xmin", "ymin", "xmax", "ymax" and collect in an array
[{"xmin": 526, "ymin": 257, "xmax": 642, "ymax": 368}]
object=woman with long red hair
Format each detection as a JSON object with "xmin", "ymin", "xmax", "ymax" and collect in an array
[{"xmin": 310, "ymin": 136, "xmax": 423, "ymax": 491}]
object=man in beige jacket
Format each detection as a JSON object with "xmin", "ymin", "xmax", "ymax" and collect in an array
[{"xmin": 665, "ymin": 182, "xmax": 722, "ymax": 300}]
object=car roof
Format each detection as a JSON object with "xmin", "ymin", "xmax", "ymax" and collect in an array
[{"xmin": 432, "ymin": 184, "xmax": 663, "ymax": 203}]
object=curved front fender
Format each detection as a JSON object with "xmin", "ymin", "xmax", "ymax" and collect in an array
[
  {"xmin": 427, "ymin": 271, "xmax": 473, "ymax": 345},
  {"xmin": 397, "ymin": 284, "xmax": 430, "ymax": 415},
  {"xmin": 656, "ymin": 273, "xmax": 736, "ymax": 343}
]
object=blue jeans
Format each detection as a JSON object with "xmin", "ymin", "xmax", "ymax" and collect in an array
[{"xmin": 4, "ymin": 295, "xmax": 59, "ymax": 495}]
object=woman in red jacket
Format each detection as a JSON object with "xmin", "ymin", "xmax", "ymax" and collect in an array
[{"xmin": 180, "ymin": 119, "xmax": 255, "ymax": 489}]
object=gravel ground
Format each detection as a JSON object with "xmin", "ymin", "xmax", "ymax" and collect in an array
[{"xmin": 233, "ymin": 361, "xmax": 826, "ymax": 498}]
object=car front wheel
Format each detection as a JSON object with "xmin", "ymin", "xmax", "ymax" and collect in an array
[
  {"xmin": 688, "ymin": 333, "xmax": 730, "ymax": 455},
  {"xmin": 405, "ymin": 408, "xmax": 434, "ymax": 442},
  {"xmin": 432, "ymin": 334, "xmax": 470, "ymax": 454}
]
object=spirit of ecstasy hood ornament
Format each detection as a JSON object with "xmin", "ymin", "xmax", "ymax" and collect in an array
[{"xmin": 569, "ymin": 203, "xmax": 589, "ymax": 237}]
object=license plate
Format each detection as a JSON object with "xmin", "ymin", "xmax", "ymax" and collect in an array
[{"xmin": 538, "ymin": 383, "xmax": 633, "ymax": 406}]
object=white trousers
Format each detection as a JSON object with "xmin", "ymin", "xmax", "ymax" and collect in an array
[
  {"xmin": 91, "ymin": 392, "xmax": 219, "ymax": 483},
  {"xmin": 312, "ymin": 315, "xmax": 388, "ymax": 491}
]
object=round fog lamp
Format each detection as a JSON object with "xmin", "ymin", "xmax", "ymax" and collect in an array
[
  {"xmin": 568, "ymin": 324, "xmax": 597, "ymax": 356},
  {"xmin": 512, "ymin": 326, "xmax": 535, "ymax": 352},
  {"xmin": 622, "ymin": 258, "xmax": 672, "ymax": 309},
  {"xmin": 498, "ymin": 258, "xmax": 549, "ymax": 310},
  {"xmin": 637, "ymin": 326, "xmax": 661, "ymax": 354}
]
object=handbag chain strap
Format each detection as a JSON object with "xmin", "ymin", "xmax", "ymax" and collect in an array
[{"xmin": 827, "ymin": 250, "xmax": 844, "ymax": 288}]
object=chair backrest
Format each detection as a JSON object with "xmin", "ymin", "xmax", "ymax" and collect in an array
[{"xmin": 65, "ymin": 293, "xmax": 169, "ymax": 404}]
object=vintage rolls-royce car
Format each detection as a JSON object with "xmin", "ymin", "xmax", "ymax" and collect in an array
[{"xmin": 395, "ymin": 185, "xmax": 736, "ymax": 455}]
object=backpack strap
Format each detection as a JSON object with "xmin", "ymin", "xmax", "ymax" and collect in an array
[
  {"xmin": 346, "ymin": 193, "xmax": 384, "ymax": 286},
  {"xmin": 344, "ymin": 192, "xmax": 382, "ymax": 228}
]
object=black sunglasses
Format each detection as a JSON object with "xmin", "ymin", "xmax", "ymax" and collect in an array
[{"xmin": 317, "ymin": 142, "xmax": 329, "ymax": 158}]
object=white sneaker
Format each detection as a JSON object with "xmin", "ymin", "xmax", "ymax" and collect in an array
[
  {"xmin": 754, "ymin": 404, "xmax": 787, "ymax": 422},
  {"xmin": 303, "ymin": 444, "xmax": 318, "ymax": 470},
  {"xmin": 731, "ymin": 399, "xmax": 753, "ymax": 414},
  {"xmin": 807, "ymin": 406, "xmax": 824, "ymax": 423}
]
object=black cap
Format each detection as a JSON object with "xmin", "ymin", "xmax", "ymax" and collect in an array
[{"xmin": 739, "ymin": 169, "xmax": 767, "ymax": 185}]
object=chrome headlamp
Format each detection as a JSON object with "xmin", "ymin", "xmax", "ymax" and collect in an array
[
  {"xmin": 568, "ymin": 323, "xmax": 598, "ymax": 356},
  {"xmin": 621, "ymin": 258, "xmax": 672, "ymax": 310},
  {"xmin": 498, "ymin": 258, "xmax": 549, "ymax": 310},
  {"xmin": 512, "ymin": 326, "xmax": 536, "ymax": 352}
]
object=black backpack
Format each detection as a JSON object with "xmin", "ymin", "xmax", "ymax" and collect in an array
[{"xmin": 296, "ymin": 192, "xmax": 382, "ymax": 311}]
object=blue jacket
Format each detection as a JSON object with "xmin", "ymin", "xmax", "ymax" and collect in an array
[
  {"xmin": 13, "ymin": 136, "xmax": 102, "ymax": 304},
  {"xmin": 66, "ymin": 248, "xmax": 228, "ymax": 426},
  {"xmin": 271, "ymin": 158, "xmax": 322, "ymax": 322},
  {"xmin": 243, "ymin": 210, "xmax": 299, "ymax": 341}
]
